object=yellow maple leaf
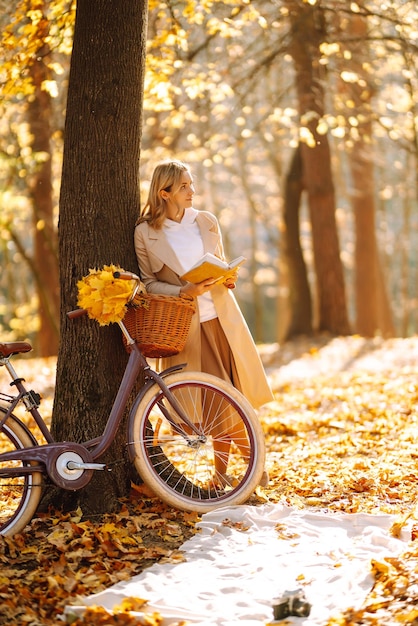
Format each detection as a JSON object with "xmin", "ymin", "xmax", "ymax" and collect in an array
[
  {"xmin": 113, "ymin": 596, "xmax": 148, "ymax": 612},
  {"xmin": 76, "ymin": 265, "xmax": 135, "ymax": 326}
]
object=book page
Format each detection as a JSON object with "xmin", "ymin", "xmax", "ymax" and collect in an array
[{"xmin": 180, "ymin": 255, "xmax": 246, "ymax": 284}]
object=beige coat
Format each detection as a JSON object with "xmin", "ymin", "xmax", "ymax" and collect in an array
[{"xmin": 134, "ymin": 210, "xmax": 273, "ymax": 409}]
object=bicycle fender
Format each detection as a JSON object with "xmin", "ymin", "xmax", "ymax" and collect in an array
[
  {"xmin": 158, "ymin": 363, "xmax": 186, "ymax": 376},
  {"xmin": 0, "ymin": 407, "xmax": 38, "ymax": 446}
]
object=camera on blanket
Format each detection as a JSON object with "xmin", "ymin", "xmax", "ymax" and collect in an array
[{"xmin": 272, "ymin": 589, "xmax": 311, "ymax": 620}]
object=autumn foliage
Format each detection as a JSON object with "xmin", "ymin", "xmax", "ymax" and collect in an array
[{"xmin": 2, "ymin": 337, "xmax": 418, "ymax": 624}]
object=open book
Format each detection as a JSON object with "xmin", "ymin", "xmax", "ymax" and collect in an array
[{"xmin": 180, "ymin": 253, "xmax": 246, "ymax": 284}]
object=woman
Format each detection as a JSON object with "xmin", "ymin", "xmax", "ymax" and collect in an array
[{"xmin": 134, "ymin": 160, "xmax": 273, "ymax": 485}]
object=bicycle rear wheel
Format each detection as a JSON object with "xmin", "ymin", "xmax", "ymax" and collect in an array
[
  {"xmin": 0, "ymin": 411, "xmax": 43, "ymax": 536},
  {"xmin": 130, "ymin": 371, "xmax": 265, "ymax": 513}
]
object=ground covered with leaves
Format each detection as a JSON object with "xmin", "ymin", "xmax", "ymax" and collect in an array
[{"xmin": 2, "ymin": 335, "xmax": 418, "ymax": 625}]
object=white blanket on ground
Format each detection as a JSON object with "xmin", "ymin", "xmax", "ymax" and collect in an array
[{"xmin": 65, "ymin": 503, "xmax": 408, "ymax": 625}]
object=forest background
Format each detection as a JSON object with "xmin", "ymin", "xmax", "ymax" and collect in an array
[
  {"xmin": 1, "ymin": 0, "xmax": 417, "ymax": 357},
  {"xmin": 2, "ymin": 8, "xmax": 418, "ymax": 622}
]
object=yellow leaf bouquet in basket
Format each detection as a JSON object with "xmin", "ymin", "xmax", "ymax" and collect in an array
[{"xmin": 77, "ymin": 264, "xmax": 137, "ymax": 326}]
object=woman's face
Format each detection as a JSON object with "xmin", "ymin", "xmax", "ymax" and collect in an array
[{"xmin": 162, "ymin": 171, "xmax": 195, "ymax": 215}]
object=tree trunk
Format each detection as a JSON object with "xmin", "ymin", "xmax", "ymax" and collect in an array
[
  {"xmin": 50, "ymin": 0, "xmax": 148, "ymax": 517},
  {"xmin": 236, "ymin": 151, "xmax": 264, "ymax": 343},
  {"xmin": 285, "ymin": 0, "xmax": 350, "ymax": 335},
  {"xmin": 283, "ymin": 145, "xmax": 313, "ymax": 338},
  {"xmin": 27, "ymin": 11, "xmax": 60, "ymax": 356},
  {"xmin": 344, "ymin": 14, "xmax": 395, "ymax": 337}
]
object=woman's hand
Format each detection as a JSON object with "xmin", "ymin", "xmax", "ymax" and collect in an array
[
  {"xmin": 180, "ymin": 268, "xmax": 239, "ymax": 297},
  {"xmin": 223, "ymin": 269, "xmax": 238, "ymax": 290},
  {"xmin": 180, "ymin": 278, "xmax": 217, "ymax": 298}
]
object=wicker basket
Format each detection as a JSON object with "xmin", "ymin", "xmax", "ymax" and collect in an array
[{"xmin": 122, "ymin": 293, "xmax": 196, "ymax": 358}]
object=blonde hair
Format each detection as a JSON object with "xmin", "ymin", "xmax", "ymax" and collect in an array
[{"xmin": 137, "ymin": 160, "xmax": 190, "ymax": 229}]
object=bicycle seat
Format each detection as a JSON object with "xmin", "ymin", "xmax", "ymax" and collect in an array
[{"xmin": 0, "ymin": 342, "xmax": 33, "ymax": 357}]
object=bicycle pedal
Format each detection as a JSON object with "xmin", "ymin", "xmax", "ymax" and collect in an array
[{"xmin": 66, "ymin": 461, "xmax": 107, "ymax": 471}]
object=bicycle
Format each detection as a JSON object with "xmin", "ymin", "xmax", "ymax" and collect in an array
[{"xmin": 0, "ymin": 271, "xmax": 265, "ymax": 536}]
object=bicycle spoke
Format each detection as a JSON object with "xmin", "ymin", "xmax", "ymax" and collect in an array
[
  {"xmin": 0, "ymin": 415, "xmax": 43, "ymax": 536},
  {"xmin": 131, "ymin": 372, "xmax": 265, "ymax": 512}
]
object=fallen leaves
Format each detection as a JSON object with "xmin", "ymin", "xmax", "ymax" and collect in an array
[
  {"xmin": 0, "ymin": 496, "xmax": 197, "ymax": 625},
  {"xmin": 327, "ymin": 547, "xmax": 418, "ymax": 625},
  {"xmin": 3, "ymin": 336, "xmax": 418, "ymax": 624},
  {"xmin": 221, "ymin": 518, "xmax": 250, "ymax": 532},
  {"xmin": 66, "ymin": 604, "xmax": 166, "ymax": 626},
  {"xmin": 258, "ymin": 337, "xmax": 418, "ymax": 626},
  {"xmin": 260, "ymin": 365, "xmax": 418, "ymax": 518}
]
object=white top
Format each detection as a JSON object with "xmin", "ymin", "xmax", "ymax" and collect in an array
[{"xmin": 163, "ymin": 208, "xmax": 217, "ymax": 322}]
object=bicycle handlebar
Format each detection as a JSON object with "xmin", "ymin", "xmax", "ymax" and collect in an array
[
  {"xmin": 113, "ymin": 270, "xmax": 140, "ymax": 282},
  {"xmin": 67, "ymin": 308, "xmax": 88, "ymax": 319},
  {"xmin": 113, "ymin": 270, "xmax": 143, "ymax": 301}
]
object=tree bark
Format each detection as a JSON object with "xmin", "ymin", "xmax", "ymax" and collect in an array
[
  {"xmin": 344, "ymin": 14, "xmax": 395, "ymax": 337},
  {"xmin": 27, "ymin": 11, "xmax": 60, "ymax": 356},
  {"xmin": 283, "ymin": 145, "xmax": 313, "ymax": 338},
  {"xmin": 285, "ymin": 0, "xmax": 350, "ymax": 335},
  {"xmin": 50, "ymin": 0, "xmax": 148, "ymax": 517}
]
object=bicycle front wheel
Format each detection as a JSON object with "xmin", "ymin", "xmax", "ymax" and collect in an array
[
  {"xmin": 0, "ymin": 412, "xmax": 43, "ymax": 536},
  {"xmin": 130, "ymin": 371, "xmax": 265, "ymax": 513}
]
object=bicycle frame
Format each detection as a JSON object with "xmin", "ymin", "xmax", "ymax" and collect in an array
[
  {"xmin": 0, "ymin": 319, "xmax": 203, "ymax": 486},
  {"xmin": 0, "ymin": 269, "xmax": 265, "ymax": 534}
]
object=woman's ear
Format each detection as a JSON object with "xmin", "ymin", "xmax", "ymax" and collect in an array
[{"xmin": 160, "ymin": 190, "xmax": 168, "ymax": 201}]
